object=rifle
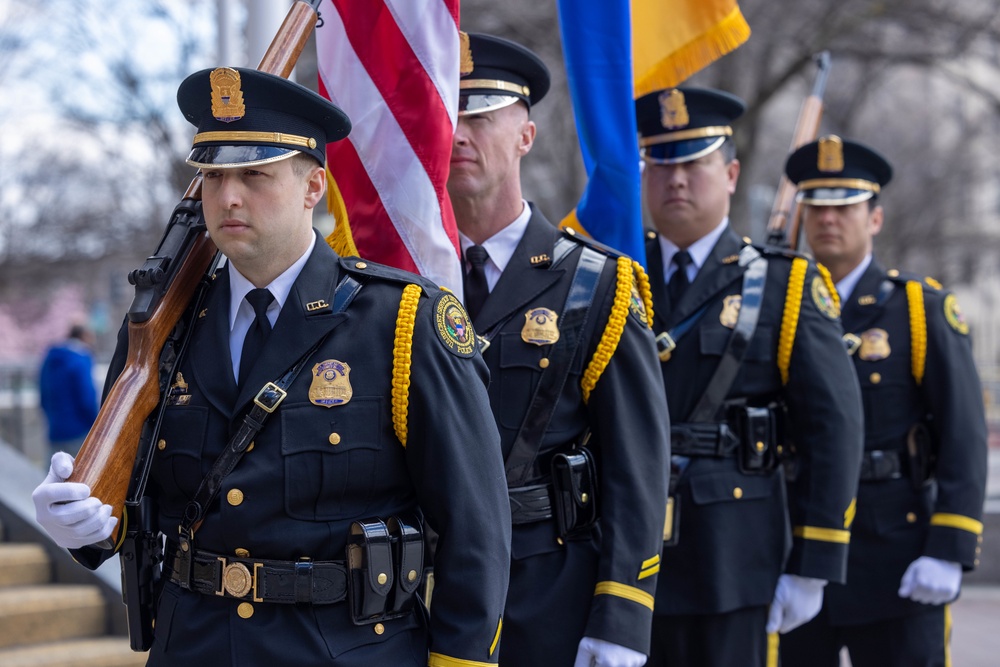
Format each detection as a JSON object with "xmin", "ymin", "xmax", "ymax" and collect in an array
[
  {"xmin": 764, "ymin": 51, "xmax": 831, "ymax": 249},
  {"xmin": 68, "ymin": 0, "xmax": 325, "ymax": 548}
]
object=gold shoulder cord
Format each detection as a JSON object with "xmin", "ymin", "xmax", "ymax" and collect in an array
[
  {"xmin": 905, "ymin": 280, "xmax": 927, "ymax": 386},
  {"xmin": 581, "ymin": 256, "xmax": 632, "ymax": 403},
  {"xmin": 777, "ymin": 258, "xmax": 808, "ymax": 385},
  {"xmin": 816, "ymin": 263, "xmax": 841, "ymax": 312},
  {"xmin": 392, "ymin": 284, "xmax": 422, "ymax": 446},
  {"xmin": 633, "ymin": 260, "xmax": 655, "ymax": 329}
]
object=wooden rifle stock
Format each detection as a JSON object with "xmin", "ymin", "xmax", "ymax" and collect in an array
[
  {"xmin": 68, "ymin": 0, "xmax": 324, "ymax": 546},
  {"xmin": 765, "ymin": 52, "xmax": 831, "ymax": 249}
]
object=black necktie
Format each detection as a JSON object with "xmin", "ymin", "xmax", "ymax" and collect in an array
[
  {"xmin": 463, "ymin": 245, "xmax": 490, "ymax": 323},
  {"xmin": 668, "ymin": 250, "xmax": 692, "ymax": 304},
  {"xmin": 239, "ymin": 288, "xmax": 274, "ymax": 386}
]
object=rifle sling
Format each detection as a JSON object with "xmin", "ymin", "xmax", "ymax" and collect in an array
[
  {"xmin": 687, "ymin": 246, "xmax": 768, "ymax": 423},
  {"xmin": 177, "ymin": 274, "xmax": 364, "ymax": 546},
  {"xmin": 505, "ymin": 245, "xmax": 605, "ymax": 488}
]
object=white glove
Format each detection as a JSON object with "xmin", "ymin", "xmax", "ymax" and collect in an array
[
  {"xmin": 32, "ymin": 452, "xmax": 117, "ymax": 549},
  {"xmin": 766, "ymin": 574, "xmax": 827, "ymax": 634},
  {"xmin": 573, "ymin": 636, "xmax": 647, "ymax": 667},
  {"xmin": 898, "ymin": 556, "xmax": 962, "ymax": 605}
]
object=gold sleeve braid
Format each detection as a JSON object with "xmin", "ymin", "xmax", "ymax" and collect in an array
[
  {"xmin": 581, "ymin": 256, "xmax": 632, "ymax": 403},
  {"xmin": 777, "ymin": 258, "xmax": 809, "ymax": 385},
  {"xmin": 391, "ymin": 284, "xmax": 421, "ymax": 447},
  {"xmin": 633, "ymin": 260, "xmax": 655, "ymax": 329},
  {"xmin": 816, "ymin": 262, "xmax": 841, "ymax": 312},
  {"xmin": 906, "ymin": 280, "xmax": 927, "ymax": 386}
]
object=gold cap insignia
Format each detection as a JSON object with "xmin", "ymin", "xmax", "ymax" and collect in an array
[
  {"xmin": 459, "ymin": 31, "xmax": 474, "ymax": 76},
  {"xmin": 210, "ymin": 67, "xmax": 246, "ymax": 123},
  {"xmin": 859, "ymin": 328, "xmax": 891, "ymax": 361},
  {"xmin": 817, "ymin": 135, "xmax": 844, "ymax": 173},
  {"xmin": 719, "ymin": 294, "xmax": 742, "ymax": 329},
  {"xmin": 308, "ymin": 360, "xmax": 354, "ymax": 407},
  {"xmin": 659, "ymin": 89, "xmax": 690, "ymax": 130},
  {"xmin": 522, "ymin": 307, "xmax": 561, "ymax": 346}
]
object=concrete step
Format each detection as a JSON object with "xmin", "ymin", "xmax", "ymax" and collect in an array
[
  {"xmin": 0, "ymin": 637, "xmax": 147, "ymax": 667},
  {"xmin": 0, "ymin": 543, "xmax": 51, "ymax": 587},
  {"xmin": 0, "ymin": 585, "xmax": 107, "ymax": 649}
]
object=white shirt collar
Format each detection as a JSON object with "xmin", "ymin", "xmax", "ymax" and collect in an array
[
  {"xmin": 458, "ymin": 199, "xmax": 531, "ymax": 290},
  {"xmin": 834, "ymin": 253, "xmax": 872, "ymax": 302},
  {"xmin": 228, "ymin": 232, "xmax": 317, "ymax": 332},
  {"xmin": 657, "ymin": 217, "xmax": 730, "ymax": 283}
]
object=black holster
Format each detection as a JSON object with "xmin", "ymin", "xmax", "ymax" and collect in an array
[
  {"xmin": 346, "ymin": 515, "xmax": 424, "ymax": 625},
  {"xmin": 550, "ymin": 447, "xmax": 599, "ymax": 539},
  {"xmin": 906, "ymin": 422, "xmax": 934, "ymax": 490},
  {"xmin": 120, "ymin": 496, "xmax": 162, "ymax": 652}
]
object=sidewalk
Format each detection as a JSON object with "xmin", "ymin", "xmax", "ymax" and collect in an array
[{"xmin": 951, "ymin": 585, "xmax": 1000, "ymax": 665}]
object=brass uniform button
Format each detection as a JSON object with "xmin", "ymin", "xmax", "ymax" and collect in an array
[
  {"xmin": 755, "ymin": 441, "xmax": 765, "ymax": 452},
  {"xmin": 355, "ymin": 261, "xmax": 368, "ymax": 269},
  {"xmin": 235, "ymin": 548, "xmax": 250, "ymax": 558},
  {"xmin": 888, "ymin": 269, "xmax": 900, "ymax": 277},
  {"xmin": 906, "ymin": 512, "xmax": 917, "ymax": 523},
  {"xmin": 539, "ymin": 358, "xmax": 550, "ymax": 369},
  {"xmin": 557, "ymin": 537, "xmax": 564, "ymax": 546},
  {"xmin": 157, "ymin": 439, "xmax": 166, "ymax": 451},
  {"xmin": 733, "ymin": 487, "xmax": 743, "ymax": 499},
  {"xmin": 407, "ymin": 570, "xmax": 417, "ymax": 582},
  {"xmin": 374, "ymin": 623, "xmax": 385, "ymax": 635},
  {"xmin": 329, "ymin": 433, "xmax": 342, "ymax": 445},
  {"xmin": 238, "ymin": 602, "xmax": 254, "ymax": 618},
  {"xmin": 247, "ymin": 441, "xmax": 254, "ymax": 452},
  {"xmin": 377, "ymin": 573, "xmax": 388, "ymax": 585},
  {"xmin": 581, "ymin": 493, "xmax": 589, "ymax": 504},
  {"xmin": 870, "ymin": 372, "xmax": 881, "ymax": 384},
  {"xmin": 227, "ymin": 489, "xmax": 245, "ymax": 506},
  {"xmin": 181, "ymin": 541, "xmax": 189, "ymax": 552}
]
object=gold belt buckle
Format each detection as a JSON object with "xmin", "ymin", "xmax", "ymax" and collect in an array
[{"xmin": 217, "ymin": 557, "xmax": 262, "ymax": 600}]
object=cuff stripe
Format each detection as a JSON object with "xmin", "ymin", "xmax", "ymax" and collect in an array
[
  {"xmin": 429, "ymin": 653, "xmax": 496, "ymax": 667},
  {"xmin": 793, "ymin": 526, "xmax": 851, "ymax": 544},
  {"xmin": 930, "ymin": 513, "xmax": 983, "ymax": 535},
  {"xmin": 594, "ymin": 581, "xmax": 655, "ymax": 611}
]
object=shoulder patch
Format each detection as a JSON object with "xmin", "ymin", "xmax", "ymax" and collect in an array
[
  {"xmin": 629, "ymin": 279, "xmax": 649, "ymax": 326},
  {"xmin": 433, "ymin": 293, "xmax": 477, "ymax": 357},
  {"xmin": 811, "ymin": 274, "xmax": 840, "ymax": 319},
  {"xmin": 943, "ymin": 293, "xmax": 969, "ymax": 335}
]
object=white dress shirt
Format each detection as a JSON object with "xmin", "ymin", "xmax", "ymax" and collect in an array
[
  {"xmin": 658, "ymin": 217, "xmax": 730, "ymax": 284},
  {"xmin": 834, "ymin": 253, "xmax": 872, "ymax": 302},
  {"xmin": 458, "ymin": 199, "xmax": 532, "ymax": 292}
]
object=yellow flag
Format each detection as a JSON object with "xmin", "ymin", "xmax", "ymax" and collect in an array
[{"xmin": 632, "ymin": 0, "xmax": 751, "ymax": 98}]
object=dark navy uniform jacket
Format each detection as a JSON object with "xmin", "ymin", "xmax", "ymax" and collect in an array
[
  {"xmin": 480, "ymin": 209, "xmax": 669, "ymax": 666},
  {"xmin": 823, "ymin": 259, "xmax": 987, "ymax": 625},
  {"xmin": 74, "ymin": 233, "xmax": 511, "ymax": 667},
  {"xmin": 646, "ymin": 226, "xmax": 864, "ymax": 616}
]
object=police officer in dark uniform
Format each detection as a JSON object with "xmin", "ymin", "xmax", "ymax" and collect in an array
[
  {"xmin": 448, "ymin": 33, "xmax": 670, "ymax": 667},
  {"xmin": 636, "ymin": 88, "xmax": 865, "ymax": 667},
  {"xmin": 33, "ymin": 67, "xmax": 511, "ymax": 667},
  {"xmin": 780, "ymin": 136, "xmax": 988, "ymax": 666}
]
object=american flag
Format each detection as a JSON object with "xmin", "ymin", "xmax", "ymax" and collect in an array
[{"xmin": 316, "ymin": 0, "xmax": 463, "ymax": 296}]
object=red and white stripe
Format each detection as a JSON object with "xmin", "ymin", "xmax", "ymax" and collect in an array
[{"xmin": 316, "ymin": 0, "xmax": 463, "ymax": 295}]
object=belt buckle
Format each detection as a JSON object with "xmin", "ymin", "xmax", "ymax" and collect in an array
[
  {"xmin": 254, "ymin": 382, "xmax": 287, "ymax": 413},
  {"xmin": 656, "ymin": 332, "xmax": 676, "ymax": 362},
  {"xmin": 216, "ymin": 556, "xmax": 260, "ymax": 599}
]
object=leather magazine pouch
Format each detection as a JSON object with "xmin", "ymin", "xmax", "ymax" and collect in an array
[
  {"xmin": 346, "ymin": 518, "xmax": 393, "ymax": 625},
  {"xmin": 386, "ymin": 515, "xmax": 423, "ymax": 616},
  {"xmin": 733, "ymin": 406, "xmax": 776, "ymax": 474},
  {"xmin": 550, "ymin": 446, "xmax": 599, "ymax": 539}
]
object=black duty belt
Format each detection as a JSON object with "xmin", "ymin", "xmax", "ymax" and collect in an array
[
  {"xmin": 670, "ymin": 422, "xmax": 740, "ymax": 458},
  {"xmin": 859, "ymin": 449, "xmax": 906, "ymax": 482},
  {"xmin": 509, "ymin": 483, "xmax": 554, "ymax": 525},
  {"xmin": 167, "ymin": 542, "xmax": 347, "ymax": 605}
]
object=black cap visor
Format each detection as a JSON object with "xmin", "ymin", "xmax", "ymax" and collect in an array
[
  {"xmin": 459, "ymin": 93, "xmax": 524, "ymax": 116},
  {"xmin": 641, "ymin": 136, "xmax": 726, "ymax": 165},
  {"xmin": 186, "ymin": 145, "xmax": 302, "ymax": 169},
  {"xmin": 798, "ymin": 187, "xmax": 876, "ymax": 207}
]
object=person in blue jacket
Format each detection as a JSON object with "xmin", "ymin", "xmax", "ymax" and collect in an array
[{"xmin": 38, "ymin": 323, "xmax": 99, "ymax": 457}]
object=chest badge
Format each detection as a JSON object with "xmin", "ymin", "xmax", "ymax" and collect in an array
[
  {"xmin": 858, "ymin": 328, "xmax": 891, "ymax": 361},
  {"xmin": 719, "ymin": 294, "xmax": 742, "ymax": 329},
  {"xmin": 166, "ymin": 372, "xmax": 191, "ymax": 406},
  {"xmin": 522, "ymin": 307, "xmax": 560, "ymax": 345},
  {"xmin": 309, "ymin": 360, "xmax": 353, "ymax": 407}
]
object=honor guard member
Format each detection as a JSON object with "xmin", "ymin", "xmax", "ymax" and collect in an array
[
  {"xmin": 449, "ymin": 33, "xmax": 670, "ymax": 667},
  {"xmin": 637, "ymin": 88, "xmax": 865, "ymax": 667},
  {"xmin": 780, "ymin": 137, "xmax": 988, "ymax": 666},
  {"xmin": 32, "ymin": 67, "xmax": 511, "ymax": 667}
]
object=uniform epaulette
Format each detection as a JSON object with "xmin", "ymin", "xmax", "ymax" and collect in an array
[
  {"xmin": 752, "ymin": 242, "xmax": 810, "ymax": 262},
  {"xmin": 884, "ymin": 269, "xmax": 944, "ymax": 292},
  {"xmin": 338, "ymin": 256, "xmax": 437, "ymax": 295},
  {"xmin": 561, "ymin": 227, "xmax": 629, "ymax": 260}
]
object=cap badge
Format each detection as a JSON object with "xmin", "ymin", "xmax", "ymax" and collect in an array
[
  {"xmin": 719, "ymin": 294, "xmax": 742, "ymax": 329},
  {"xmin": 659, "ymin": 89, "xmax": 690, "ymax": 130},
  {"xmin": 210, "ymin": 67, "xmax": 246, "ymax": 123},
  {"xmin": 858, "ymin": 328, "xmax": 891, "ymax": 361},
  {"xmin": 521, "ymin": 307, "xmax": 560, "ymax": 346},
  {"xmin": 308, "ymin": 360, "xmax": 354, "ymax": 407},
  {"xmin": 817, "ymin": 135, "xmax": 844, "ymax": 173},
  {"xmin": 459, "ymin": 31, "xmax": 474, "ymax": 76}
]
